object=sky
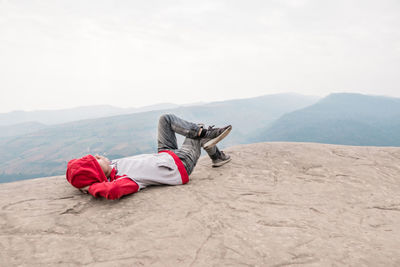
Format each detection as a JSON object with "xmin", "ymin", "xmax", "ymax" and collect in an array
[{"xmin": 0, "ymin": 0, "xmax": 399, "ymax": 113}]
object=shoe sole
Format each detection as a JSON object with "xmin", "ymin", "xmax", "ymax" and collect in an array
[
  {"xmin": 203, "ymin": 125, "xmax": 232, "ymax": 150},
  {"xmin": 212, "ymin": 157, "xmax": 232, "ymax": 167}
]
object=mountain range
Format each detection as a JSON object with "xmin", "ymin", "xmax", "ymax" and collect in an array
[
  {"xmin": 0, "ymin": 93, "xmax": 318, "ymax": 182},
  {"xmin": 2, "ymin": 92, "xmax": 400, "ymax": 183},
  {"xmin": 256, "ymin": 93, "xmax": 400, "ymax": 146},
  {"xmin": 0, "ymin": 103, "xmax": 181, "ymax": 127}
]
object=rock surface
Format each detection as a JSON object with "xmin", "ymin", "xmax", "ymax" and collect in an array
[{"xmin": 1, "ymin": 142, "xmax": 400, "ymax": 266}]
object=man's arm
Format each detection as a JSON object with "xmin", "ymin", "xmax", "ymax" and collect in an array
[{"xmin": 88, "ymin": 178, "xmax": 139, "ymax": 200}]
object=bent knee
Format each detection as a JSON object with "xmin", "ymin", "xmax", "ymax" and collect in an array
[{"xmin": 159, "ymin": 114, "xmax": 174, "ymax": 124}]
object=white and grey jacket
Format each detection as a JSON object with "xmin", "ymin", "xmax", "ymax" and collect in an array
[{"xmin": 111, "ymin": 150, "xmax": 189, "ymax": 190}]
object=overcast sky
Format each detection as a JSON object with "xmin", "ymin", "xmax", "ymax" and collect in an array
[{"xmin": 0, "ymin": 0, "xmax": 399, "ymax": 113}]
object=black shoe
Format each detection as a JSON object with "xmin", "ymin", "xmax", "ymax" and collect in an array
[
  {"xmin": 201, "ymin": 125, "xmax": 232, "ymax": 149},
  {"xmin": 212, "ymin": 150, "xmax": 231, "ymax": 167}
]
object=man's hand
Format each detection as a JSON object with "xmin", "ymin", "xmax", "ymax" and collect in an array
[{"xmin": 79, "ymin": 185, "xmax": 90, "ymax": 194}]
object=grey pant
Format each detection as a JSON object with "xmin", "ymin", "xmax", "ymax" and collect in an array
[{"xmin": 157, "ymin": 114, "xmax": 218, "ymax": 175}]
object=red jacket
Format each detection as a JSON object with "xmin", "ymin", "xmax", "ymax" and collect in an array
[
  {"xmin": 88, "ymin": 168, "xmax": 139, "ymax": 200},
  {"xmin": 66, "ymin": 151, "xmax": 188, "ymax": 200},
  {"xmin": 66, "ymin": 155, "xmax": 139, "ymax": 200}
]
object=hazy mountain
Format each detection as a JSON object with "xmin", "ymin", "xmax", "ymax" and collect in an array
[
  {"xmin": 0, "ymin": 93, "xmax": 318, "ymax": 183},
  {"xmin": 255, "ymin": 93, "xmax": 400, "ymax": 146},
  {"xmin": 0, "ymin": 121, "xmax": 48, "ymax": 138},
  {"xmin": 125, "ymin": 103, "xmax": 180, "ymax": 114},
  {"xmin": 0, "ymin": 103, "xmax": 179, "ymax": 126}
]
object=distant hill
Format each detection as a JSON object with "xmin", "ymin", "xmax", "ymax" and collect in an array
[
  {"xmin": 0, "ymin": 103, "xmax": 180, "ymax": 126},
  {"xmin": 255, "ymin": 93, "xmax": 400, "ymax": 146},
  {"xmin": 0, "ymin": 93, "xmax": 318, "ymax": 182},
  {"xmin": 0, "ymin": 121, "xmax": 48, "ymax": 138}
]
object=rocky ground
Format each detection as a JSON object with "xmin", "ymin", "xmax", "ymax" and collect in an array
[{"xmin": 1, "ymin": 142, "xmax": 400, "ymax": 266}]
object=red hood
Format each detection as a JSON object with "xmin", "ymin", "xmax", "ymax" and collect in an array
[{"xmin": 66, "ymin": 154, "xmax": 108, "ymax": 188}]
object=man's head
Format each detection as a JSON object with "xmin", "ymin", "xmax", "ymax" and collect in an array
[
  {"xmin": 66, "ymin": 154, "xmax": 111, "ymax": 188},
  {"xmin": 94, "ymin": 154, "xmax": 112, "ymax": 177}
]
